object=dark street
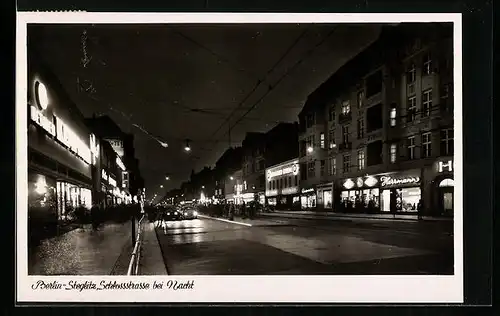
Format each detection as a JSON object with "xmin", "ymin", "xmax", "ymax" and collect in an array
[{"xmin": 156, "ymin": 216, "xmax": 453, "ymax": 275}]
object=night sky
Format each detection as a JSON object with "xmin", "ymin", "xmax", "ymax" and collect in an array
[{"xmin": 28, "ymin": 23, "xmax": 382, "ymax": 199}]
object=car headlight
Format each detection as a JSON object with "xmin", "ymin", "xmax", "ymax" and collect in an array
[
  {"xmin": 167, "ymin": 212, "xmax": 170, "ymax": 215},
  {"xmin": 174, "ymin": 212, "xmax": 178, "ymax": 215},
  {"xmin": 193, "ymin": 211, "xmax": 198, "ymax": 216},
  {"xmin": 184, "ymin": 212, "xmax": 187, "ymax": 215}
]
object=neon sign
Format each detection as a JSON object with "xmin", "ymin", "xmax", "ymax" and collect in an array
[
  {"xmin": 343, "ymin": 179, "xmax": 355, "ymax": 190},
  {"xmin": 267, "ymin": 162, "xmax": 299, "ymax": 180},
  {"xmin": 380, "ymin": 175, "xmax": 420, "ymax": 187},
  {"xmin": 116, "ymin": 157, "xmax": 126, "ymax": 171},
  {"xmin": 30, "ymin": 105, "xmax": 91, "ymax": 164},
  {"xmin": 301, "ymin": 188, "xmax": 315, "ymax": 194},
  {"xmin": 438, "ymin": 160, "xmax": 453, "ymax": 173}
]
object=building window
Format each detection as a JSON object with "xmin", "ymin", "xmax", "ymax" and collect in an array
[
  {"xmin": 390, "ymin": 107, "xmax": 397, "ymax": 127},
  {"xmin": 357, "ymin": 150, "xmax": 365, "ymax": 171},
  {"xmin": 423, "ymin": 52, "xmax": 432, "ymax": 76},
  {"xmin": 422, "ymin": 89, "xmax": 432, "ymax": 117},
  {"xmin": 441, "ymin": 128, "xmax": 454, "ymax": 156},
  {"xmin": 407, "ymin": 96, "xmax": 417, "ymax": 122},
  {"xmin": 390, "ymin": 143, "xmax": 397, "ymax": 163},
  {"xmin": 320, "ymin": 160, "xmax": 326, "ymax": 176},
  {"xmin": 407, "ymin": 136, "xmax": 416, "ymax": 160},
  {"xmin": 342, "ymin": 124, "xmax": 350, "ymax": 144},
  {"xmin": 329, "ymin": 106, "xmax": 335, "ymax": 122},
  {"xmin": 306, "ymin": 113, "xmax": 315, "ymax": 128},
  {"xmin": 422, "ymin": 132, "xmax": 432, "ymax": 158},
  {"xmin": 328, "ymin": 156, "xmax": 336, "ymax": 175},
  {"xmin": 407, "ymin": 63, "xmax": 416, "ymax": 83},
  {"xmin": 341, "ymin": 100, "xmax": 351, "ymax": 115},
  {"xmin": 307, "ymin": 161, "xmax": 315, "ymax": 178},
  {"xmin": 343, "ymin": 154, "xmax": 350, "ymax": 173},
  {"xmin": 357, "ymin": 90, "xmax": 364, "ymax": 107},
  {"xmin": 357, "ymin": 117, "xmax": 364, "ymax": 139},
  {"xmin": 329, "ymin": 130, "xmax": 336, "ymax": 149},
  {"xmin": 320, "ymin": 133, "xmax": 325, "ymax": 149}
]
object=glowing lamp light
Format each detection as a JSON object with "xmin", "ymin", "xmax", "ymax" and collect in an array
[
  {"xmin": 34, "ymin": 177, "xmax": 47, "ymax": 195},
  {"xmin": 230, "ymin": 176, "xmax": 234, "ymax": 180},
  {"xmin": 364, "ymin": 176, "xmax": 378, "ymax": 187},
  {"xmin": 36, "ymin": 81, "xmax": 49, "ymax": 110},
  {"xmin": 343, "ymin": 179, "xmax": 355, "ymax": 190},
  {"xmin": 307, "ymin": 146, "xmax": 314, "ymax": 153}
]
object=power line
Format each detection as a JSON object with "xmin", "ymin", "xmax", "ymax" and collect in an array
[
  {"xmin": 204, "ymin": 28, "xmax": 310, "ymax": 144},
  {"xmin": 216, "ymin": 27, "xmax": 341, "ymax": 146}
]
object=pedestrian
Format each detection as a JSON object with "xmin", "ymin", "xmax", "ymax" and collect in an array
[
  {"xmin": 417, "ymin": 199, "xmax": 423, "ymax": 220},
  {"xmin": 90, "ymin": 202, "xmax": 100, "ymax": 231}
]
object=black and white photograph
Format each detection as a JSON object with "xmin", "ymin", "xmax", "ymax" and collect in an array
[{"xmin": 16, "ymin": 12, "xmax": 463, "ymax": 303}]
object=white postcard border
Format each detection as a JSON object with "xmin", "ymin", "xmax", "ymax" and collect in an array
[{"xmin": 16, "ymin": 12, "xmax": 463, "ymax": 303}]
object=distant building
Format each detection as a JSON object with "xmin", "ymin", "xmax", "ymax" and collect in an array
[
  {"xmin": 265, "ymin": 158, "xmax": 301, "ymax": 210},
  {"xmin": 298, "ymin": 23, "xmax": 454, "ymax": 216},
  {"xmin": 225, "ymin": 169, "xmax": 243, "ymax": 204},
  {"xmin": 213, "ymin": 147, "xmax": 243, "ymax": 201},
  {"xmin": 85, "ymin": 115, "xmax": 144, "ymax": 201}
]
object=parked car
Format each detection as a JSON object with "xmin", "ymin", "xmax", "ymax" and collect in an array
[
  {"xmin": 159, "ymin": 206, "xmax": 183, "ymax": 221},
  {"xmin": 180, "ymin": 206, "xmax": 198, "ymax": 220}
]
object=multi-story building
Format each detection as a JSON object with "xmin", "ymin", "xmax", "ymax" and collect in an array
[
  {"xmin": 213, "ymin": 146, "xmax": 243, "ymax": 201},
  {"xmin": 265, "ymin": 158, "xmax": 301, "ymax": 210},
  {"xmin": 298, "ymin": 23, "xmax": 454, "ymax": 216},
  {"xmin": 85, "ymin": 115, "xmax": 144, "ymax": 202},
  {"xmin": 224, "ymin": 169, "xmax": 244, "ymax": 204},
  {"xmin": 241, "ymin": 123, "xmax": 299, "ymax": 205},
  {"xmin": 27, "ymin": 52, "xmax": 98, "ymax": 224}
]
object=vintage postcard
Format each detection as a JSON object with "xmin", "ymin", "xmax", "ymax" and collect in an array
[{"xmin": 16, "ymin": 12, "xmax": 463, "ymax": 303}]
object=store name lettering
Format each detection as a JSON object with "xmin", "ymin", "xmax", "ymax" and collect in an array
[
  {"xmin": 30, "ymin": 105, "xmax": 91, "ymax": 164},
  {"xmin": 438, "ymin": 160, "xmax": 453, "ymax": 173},
  {"xmin": 301, "ymin": 188, "xmax": 314, "ymax": 194},
  {"xmin": 267, "ymin": 163, "xmax": 299, "ymax": 179},
  {"xmin": 101, "ymin": 170, "xmax": 116, "ymax": 187},
  {"xmin": 380, "ymin": 176, "xmax": 420, "ymax": 187}
]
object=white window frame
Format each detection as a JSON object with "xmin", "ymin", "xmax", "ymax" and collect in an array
[
  {"xmin": 357, "ymin": 90, "xmax": 364, "ymax": 108},
  {"xmin": 423, "ymin": 52, "xmax": 432, "ymax": 76},
  {"xmin": 441, "ymin": 128, "xmax": 453, "ymax": 155},
  {"xmin": 357, "ymin": 117, "xmax": 364, "ymax": 139},
  {"xmin": 343, "ymin": 154, "xmax": 350, "ymax": 173},
  {"xmin": 422, "ymin": 132, "xmax": 432, "ymax": 158},
  {"xmin": 357, "ymin": 150, "xmax": 365, "ymax": 171},
  {"xmin": 328, "ymin": 130, "xmax": 336, "ymax": 149},
  {"xmin": 422, "ymin": 89, "xmax": 432, "ymax": 117},
  {"xmin": 329, "ymin": 156, "xmax": 336, "ymax": 175},
  {"xmin": 320, "ymin": 133, "xmax": 325, "ymax": 149},
  {"xmin": 342, "ymin": 124, "xmax": 350, "ymax": 143},
  {"xmin": 390, "ymin": 143, "xmax": 397, "ymax": 163},
  {"xmin": 390, "ymin": 107, "xmax": 397, "ymax": 127},
  {"xmin": 329, "ymin": 106, "xmax": 335, "ymax": 121},
  {"xmin": 408, "ymin": 63, "xmax": 416, "ymax": 83},
  {"xmin": 342, "ymin": 100, "xmax": 351, "ymax": 115},
  {"xmin": 408, "ymin": 136, "xmax": 416, "ymax": 160},
  {"xmin": 407, "ymin": 96, "xmax": 417, "ymax": 122}
]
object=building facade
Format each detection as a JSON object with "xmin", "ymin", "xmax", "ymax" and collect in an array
[
  {"xmin": 224, "ymin": 169, "xmax": 244, "ymax": 204},
  {"xmin": 265, "ymin": 158, "xmax": 301, "ymax": 210},
  {"xmin": 241, "ymin": 132, "xmax": 267, "ymax": 205},
  {"xmin": 298, "ymin": 23, "xmax": 454, "ymax": 216},
  {"xmin": 27, "ymin": 53, "xmax": 97, "ymax": 222}
]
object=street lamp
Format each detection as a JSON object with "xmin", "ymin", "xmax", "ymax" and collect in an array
[
  {"xmin": 230, "ymin": 176, "xmax": 234, "ymax": 180},
  {"xmin": 165, "ymin": 176, "xmax": 170, "ymax": 180},
  {"xmin": 160, "ymin": 185, "xmax": 163, "ymax": 188},
  {"xmin": 307, "ymin": 146, "xmax": 314, "ymax": 153},
  {"xmin": 184, "ymin": 139, "xmax": 191, "ymax": 152},
  {"xmin": 202, "ymin": 185, "xmax": 205, "ymax": 189}
]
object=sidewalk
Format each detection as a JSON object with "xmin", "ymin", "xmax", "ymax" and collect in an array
[
  {"xmin": 29, "ymin": 221, "xmax": 133, "ymax": 275},
  {"xmin": 260, "ymin": 210, "xmax": 453, "ymax": 222},
  {"xmin": 139, "ymin": 220, "xmax": 169, "ymax": 275}
]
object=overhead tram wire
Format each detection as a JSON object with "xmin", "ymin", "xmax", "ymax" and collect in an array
[
  {"xmin": 204, "ymin": 28, "xmax": 311, "ymax": 146},
  {"xmin": 212, "ymin": 26, "xmax": 341, "ymax": 149}
]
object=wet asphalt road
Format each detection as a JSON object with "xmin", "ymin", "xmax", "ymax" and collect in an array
[{"xmin": 155, "ymin": 216, "xmax": 454, "ymax": 275}]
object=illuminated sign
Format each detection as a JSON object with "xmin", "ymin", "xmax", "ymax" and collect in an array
[
  {"xmin": 301, "ymin": 188, "xmax": 315, "ymax": 194},
  {"xmin": 101, "ymin": 170, "xmax": 108, "ymax": 180},
  {"xmin": 380, "ymin": 175, "xmax": 420, "ymax": 187},
  {"xmin": 89, "ymin": 133, "xmax": 99, "ymax": 165},
  {"xmin": 343, "ymin": 179, "xmax": 355, "ymax": 190},
  {"xmin": 364, "ymin": 176, "xmax": 378, "ymax": 187},
  {"xmin": 30, "ymin": 106, "xmax": 55, "ymax": 136},
  {"xmin": 116, "ymin": 157, "xmax": 126, "ymax": 171},
  {"xmin": 438, "ymin": 160, "xmax": 453, "ymax": 173},
  {"xmin": 108, "ymin": 177, "xmax": 117, "ymax": 187},
  {"xmin": 101, "ymin": 170, "xmax": 116, "ymax": 187},
  {"xmin": 105, "ymin": 138, "xmax": 124, "ymax": 157},
  {"xmin": 267, "ymin": 162, "xmax": 299, "ymax": 180},
  {"xmin": 282, "ymin": 187, "xmax": 298, "ymax": 195},
  {"xmin": 356, "ymin": 177, "xmax": 364, "ymax": 188},
  {"xmin": 265, "ymin": 189, "xmax": 278, "ymax": 197}
]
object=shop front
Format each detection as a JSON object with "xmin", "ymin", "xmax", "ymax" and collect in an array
[
  {"xmin": 101, "ymin": 169, "xmax": 118, "ymax": 207},
  {"xmin": 427, "ymin": 158, "xmax": 454, "ymax": 216},
  {"xmin": 316, "ymin": 183, "xmax": 333, "ymax": 210},
  {"xmin": 300, "ymin": 187, "xmax": 316, "ymax": 209},
  {"xmin": 265, "ymin": 159, "xmax": 300, "ymax": 210},
  {"xmin": 338, "ymin": 169, "xmax": 422, "ymax": 214}
]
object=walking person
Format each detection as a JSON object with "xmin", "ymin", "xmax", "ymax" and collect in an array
[
  {"xmin": 90, "ymin": 202, "xmax": 100, "ymax": 231},
  {"xmin": 417, "ymin": 199, "xmax": 423, "ymax": 220}
]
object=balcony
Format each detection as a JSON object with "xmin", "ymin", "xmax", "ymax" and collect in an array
[
  {"xmin": 338, "ymin": 142, "xmax": 352, "ymax": 151},
  {"xmin": 338, "ymin": 112, "xmax": 352, "ymax": 124}
]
